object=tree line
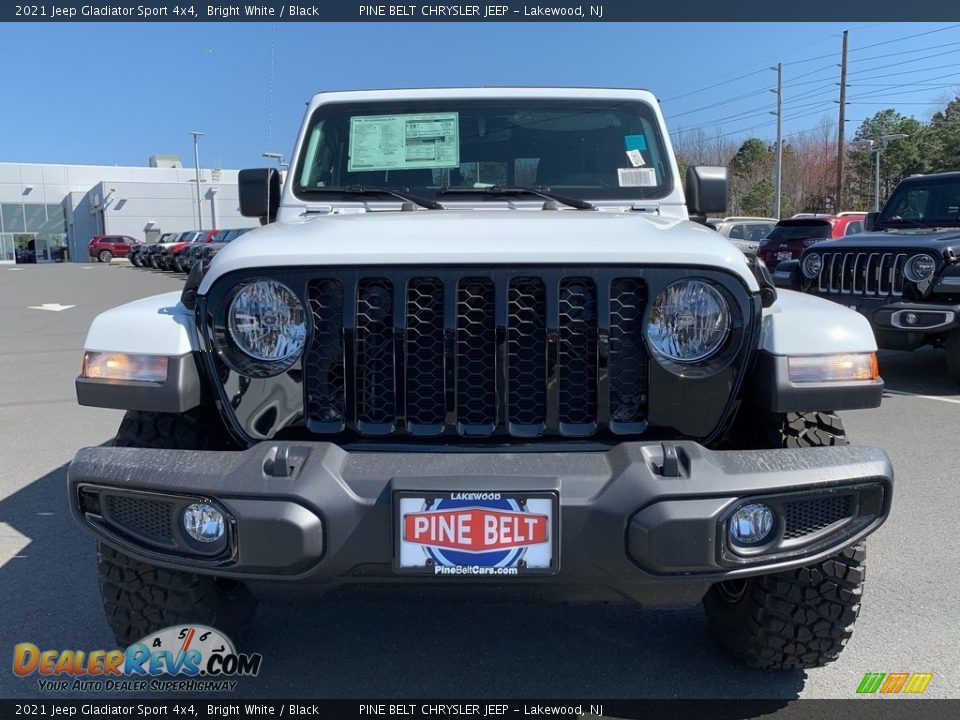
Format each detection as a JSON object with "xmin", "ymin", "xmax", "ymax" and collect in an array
[{"xmin": 674, "ymin": 95, "xmax": 960, "ymax": 218}]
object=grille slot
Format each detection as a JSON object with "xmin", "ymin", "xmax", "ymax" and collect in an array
[
  {"xmin": 105, "ymin": 495, "xmax": 174, "ymax": 544},
  {"xmin": 783, "ymin": 495, "xmax": 853, "ymax": 540},
  {"xmin": 817, "ymin": 251, "xmax": 907, "ymax": 297},
  {"xmin": 304, "ymin": 271, "xmax": 652, "ymax": 439}
]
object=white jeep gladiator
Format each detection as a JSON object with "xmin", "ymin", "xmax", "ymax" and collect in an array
[{"xmin": 69, "ymin": 87, "xmax": 892, "ymax": 669}]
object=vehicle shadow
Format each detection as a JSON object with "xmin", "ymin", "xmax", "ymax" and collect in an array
[
  {"xmin": 877, "ymin": 347, "xmax": 960, "ymax": 397},
  {"xmin": 0, "ymin": 459, "xmax": 804, "ymax": 704}
]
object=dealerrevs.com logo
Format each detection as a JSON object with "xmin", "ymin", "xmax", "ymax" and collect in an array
[
  {"xmin": 857, "ymin": 672, "xmax": 934, "ymax": 695},
  {"xmin": 13, "ymin": 625, "xmax": 262, "ymax": 692}
]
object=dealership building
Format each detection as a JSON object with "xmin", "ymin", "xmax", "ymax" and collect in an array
[{"xmin": 0, "ymin": 158, "xmax": 255, "ymax": 263}]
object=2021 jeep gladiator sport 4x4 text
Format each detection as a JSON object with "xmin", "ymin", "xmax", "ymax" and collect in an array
[{"xmin": 69, "ymin": 88, "xmax": 893, "ymax": 669}]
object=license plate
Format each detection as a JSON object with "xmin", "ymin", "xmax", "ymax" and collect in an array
[
  {"xmin": 777, "ymin": 251, "xmax": 793, "ymax": 261},
  {"xmin": 394, "ymin": 491, "xmax": 558, "ymax": 576}
]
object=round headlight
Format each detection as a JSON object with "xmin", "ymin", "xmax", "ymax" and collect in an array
[
  {"xmin": 646, "ymin": 279, "xmax": 731, "ymax": 363},
  {"xmin": 904, "ymin": 253, "xmax": 936, "ymax": 282},
  {"xmin": 801, "ymin": 253, "xmax": 822, "ymax": 279},
  {"xmin": 228, "ymin": 280, "xmax": 307, "ymax": 364}
]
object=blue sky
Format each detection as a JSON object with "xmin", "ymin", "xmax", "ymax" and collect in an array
[{"xmin": 0, "ymin": 21, "xmax": 958, "ymax": 169}]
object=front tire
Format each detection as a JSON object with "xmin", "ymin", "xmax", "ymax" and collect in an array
[
  {"xmin": 705, "ymin": 410, "xmax": 864, "ymax": 669},
  {"xmin": 98, "ymin": 410, "xmax": 254, "ymax": 646},
  {"xmin": 98, "ymin": 249, "xmax": 113, "ymax": 263},
  {"xmin": 704, "ymin": 543, "xmax": 866, "ymax": 669}
]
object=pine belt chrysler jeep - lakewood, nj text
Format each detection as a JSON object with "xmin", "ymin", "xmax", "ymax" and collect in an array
[{"xmin": 69, "ymin": 88, "xmax": 893, "ymax": 669}]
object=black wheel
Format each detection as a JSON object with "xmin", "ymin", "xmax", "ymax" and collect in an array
[
  {"xmin": 946, "ymin": 329, "xmax": 960, "ymax": 385},
  {"xmin": 131, "ymin": 255, "xmax": 142, "ymax": 267},
  {"xmin": 173, "ymin": 257, "xmax": 184, "ymax": 273},
  {"xmin": 705, "ymin": 410, "xmax": 863, "ymax": 669},
  {"xmin": 98, "ymin": 542, "xmax": 256, "ymax": 647},
  {"xmin": 704, "ymin": 543, "xmax": 866, "ymax": 669},
  {"xmin": 98, "ymin": 409, "xmax": 254, "ymax": 646},
  {"xmin": 98, "ymin": 249, "xmax": 113, "ymax": 263}
]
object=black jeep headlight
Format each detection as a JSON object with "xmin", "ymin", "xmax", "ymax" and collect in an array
[
  {"xmin": 227, "ymin": 279, "xmax": 306, "ymax": 373},
  {"xmin": 646, "ymin": 279, "xmax": 730, "ymax": 363},
  {"xmin": 904, "ymin": 253, "xmax": 936, "ymax": 283},
  {"xmin": 801, "ymin": 252, "xmax": 822, "ymax": 279}
]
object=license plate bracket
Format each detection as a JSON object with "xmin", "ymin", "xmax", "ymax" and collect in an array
[{"xmin": 394, "ymin": 491, "xmax": 559, "ymax": 576}]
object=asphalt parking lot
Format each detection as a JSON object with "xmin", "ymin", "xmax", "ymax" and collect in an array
[{"xmin": 1, "ymin": 262, "xmax": 958, "ymax": 701}]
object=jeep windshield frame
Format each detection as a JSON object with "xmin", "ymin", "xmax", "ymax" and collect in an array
[
  {"xmin": 875, "ymin": 175, "xmax": 960, "ymax": 229},
  {"xmin": 292, "ymin": 98, "xmax": 674, "ymax": 204}
]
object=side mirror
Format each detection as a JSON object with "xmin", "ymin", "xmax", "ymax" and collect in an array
[
  {"xmin": 239, "ymin": 168, "xmax": 281, "ymax": 223},
  {"xmin": 865, "ymin": 212, "xmax": 879, "ymax": 232},
  {"xmin": 685, "ymin": 166, "xmax": 728, "ymax": 216}
]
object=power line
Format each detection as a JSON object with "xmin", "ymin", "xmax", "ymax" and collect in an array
[
  {"xmin": 848, "ymin": 38, "xmax": 960, "ymax": 64},
  {"xmin": 664, "ymin": 87, "xmax": 771, "ymax": 120},
  {"xmin": 847, "ymin": 46, "xmax": 960, "ymax": 76},
  {"xmin": 847, "ymin": 23, "xmax": 960, "ymax": 54}
]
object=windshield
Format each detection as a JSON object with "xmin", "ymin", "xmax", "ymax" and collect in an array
[
  {"xmin": 293, "ymin": 98, "xmax": 673, "ymax": 203},
  {"xmin": 878, "ymin": 177, "xmax": 960, "ymax": 227},
  {"xmin": 767, "ymin": 221, "xmax": 832, "ymax": 241}
]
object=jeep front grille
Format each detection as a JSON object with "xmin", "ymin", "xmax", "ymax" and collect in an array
[
  {"xmin": 303, "ymin": 270, "xmax": 649, "ymax": 438},
  {"xmin": 815, "ymin": 251, "xmax": 907, "ymax": 297}
]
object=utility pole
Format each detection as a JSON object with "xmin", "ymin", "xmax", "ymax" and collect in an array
[
  {"xmin": 190, "ymin": 131, "xmax": 204, "ymax": 228},
  {"xmin": 835, "ymin": 30, "xmax": 849, "ymax": 211},
  {"xmin": 770, "ymin": 63, "xmax": 783, "ymax": 219}
]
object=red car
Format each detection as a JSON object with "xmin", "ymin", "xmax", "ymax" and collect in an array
[
  {"xmin": 757, "ymin": 213, "xmax": 867, "ymax": 268},
  {"xmin": 88, "ymin": 235, "xmax": 139, "ymax": 263}
]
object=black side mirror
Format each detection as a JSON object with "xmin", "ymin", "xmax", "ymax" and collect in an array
[
  {"xmin": 685, "ymin": 166, "xmax": 728, "ymax": 216},
  {"xmin": 865, "ymin": 212, "xmax": 879, "ymax": 232},
  {"xmin": 239, "ymin": 168, "xmax": 281, "ymax": 223}
]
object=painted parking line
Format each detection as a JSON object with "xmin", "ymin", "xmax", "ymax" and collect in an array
[{"xmin": 885, "ymin": 389, "xmax": 960, "ymax": 406}]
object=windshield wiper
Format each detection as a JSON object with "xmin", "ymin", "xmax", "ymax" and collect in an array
[
  {"xmin": 437, "ymin": 185, "xmax": 596, "ymax": 210},
  {"xmin": 301, "ymin": 185, "xmax": 444, "ymax": 210},
  {"xmin": 882, "ymin": 215, "xmax": 933, "ymax": 230}
]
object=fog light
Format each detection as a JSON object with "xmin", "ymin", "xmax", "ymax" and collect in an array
[
  {"xmin": 728, "ymin": 503, "xmax": 775, "ymax": 546},
  {"xmin": 182, "ymin": 503, "xmax": 225, "ymax": 543}
]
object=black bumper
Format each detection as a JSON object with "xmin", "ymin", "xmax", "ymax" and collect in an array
[{"xmin": 67, "ymin": 441, "xmax": 893, "ymax": 606}]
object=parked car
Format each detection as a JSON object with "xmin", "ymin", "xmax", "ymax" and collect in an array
[
  {"xmin": 131, "ymin": 233, "xmax": 177, "ymax": 267},
  {"xmin": 162, "ymin": 230, "xmax": 217, "ymax": 271},
  {"xmin": 88, "ymin": 235, "xmax": 138, "ymax": 263},
  {"xmin": 757, "ymin": 213, "xmax": 867, "ymax": 268},
  {"xmin": 775, "ymin": 171, "xmax": 960, "ymax": 382},
  {"xmin": 147, "ymin": 231, "xmax": 200, "ymax": 269},
  {"xmin": 706, "ymin": 216, "xmax": 777, "ymax": 256},
  {"xmin": 70, "ymin": 87, "xmax": 892, "ymax": 670}
]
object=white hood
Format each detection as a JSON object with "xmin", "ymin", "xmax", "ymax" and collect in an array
[{"xmin": 199, "ymin": 210, "xmax": 757, "ymax": 294}]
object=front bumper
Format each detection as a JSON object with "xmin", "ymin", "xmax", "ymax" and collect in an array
[{"xmin": 67, "ymin": 441, "xmax": 892, "ymax": 606}]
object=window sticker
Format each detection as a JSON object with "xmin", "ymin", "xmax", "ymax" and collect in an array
[
  {"xmin": 626, "ymin": 149, "xmax": 646, "ymax": 167},
  {"xmin": 618, "ymin": 167, "xmax": 657, "ymax": 187},
  {"xmin": 348, "ymin": 112, "xmax": 460, "ymax": 172},
  {"xmin": 624, "ymin": 134, "xmax": 648, "ymax": 152}
]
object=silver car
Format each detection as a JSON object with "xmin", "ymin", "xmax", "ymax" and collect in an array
[{"xmin": 706, "ymin": 216, "xmax": 778, "ymax": 256}]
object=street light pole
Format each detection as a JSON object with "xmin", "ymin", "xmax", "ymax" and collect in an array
[
  {"xmin": 190, "ymin": 131, "xmax": 205, "ymax": 228},
  {"xmin": 873, "ymin": 148, "xmax": 881, "ymax": 212}
]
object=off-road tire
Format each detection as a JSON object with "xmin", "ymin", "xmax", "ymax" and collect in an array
[
  {"xmin": 98, "ymin": 249, "xmax": 113, "ymax": 263},
  {"xmin": 98, "ymin": 542, "xmax": 256, "ymax": 647},
  {"xmin": 705, "ymin": 410, "xmax": 863, "ymax": 669},
  {"xmin": 945, "ymin": 329, "xmax": 960, "ymax": 385},
  {"xmin": 99, "ymin": 409, "xmax": 253, "ymax": 646}
]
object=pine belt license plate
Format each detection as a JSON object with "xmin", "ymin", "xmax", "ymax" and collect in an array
[{"xmin": 394, "ymin": 491, "xmax": 558, "ymax": 576}]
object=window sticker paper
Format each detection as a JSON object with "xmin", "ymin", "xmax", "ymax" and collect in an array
[
  {"xmin": 626, "ymin": 149, "xmax": 646, "ymax": 167},
  {"xmin": 624, "ymin": 134, "xmax": 648, "ymax": 152},
  {"xmin": 618, "ymin": 167, "xmax": 658, "ymax": 187},
  {"xmin": 348, "ymin": 113, "xmax": 460, "ymax": 172}
]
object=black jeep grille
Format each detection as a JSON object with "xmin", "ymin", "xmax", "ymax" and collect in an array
[
  {"xmin": 783, "ymin": 495, "xmax": 853, "ymax": 540},
  {"xmin": 104, "ymin": 495, "xmax": 174, "ymax": 544},
  {"xmin": 303, "ymin": 269, "xmax": 650, "ymax": 439},
  {"xmin": 815, "ymin": 251, "xmax": 907, "ymax": 297}
]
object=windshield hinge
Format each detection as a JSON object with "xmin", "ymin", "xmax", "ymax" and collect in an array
[
  {"xmin": 630, "ymin": 204, "xmax": 660, "ymax": 214},
  {"xmin": 302, "ymin": 205, "xmax": 334, "ymax": 215}
]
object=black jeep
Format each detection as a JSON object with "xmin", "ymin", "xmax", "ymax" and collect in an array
[{"xmin": 776, "ymin": 171, "xmax": 960, "ymax": 382}]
